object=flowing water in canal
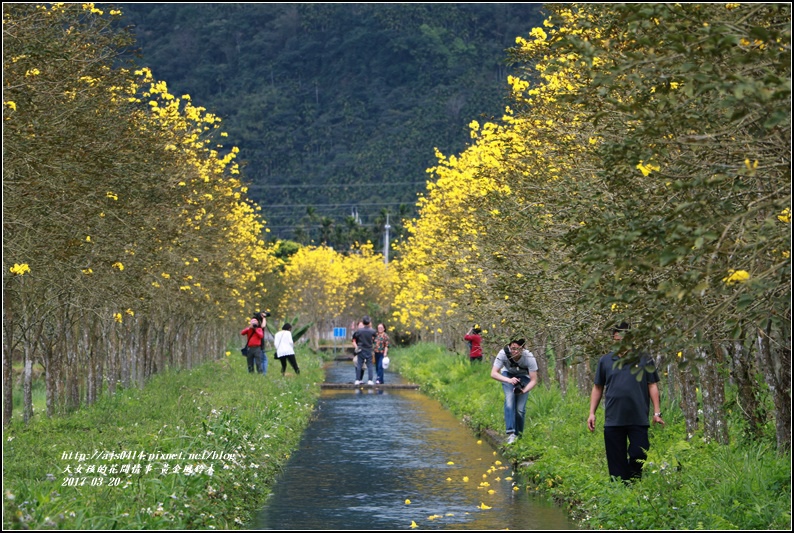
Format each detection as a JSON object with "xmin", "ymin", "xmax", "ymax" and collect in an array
[{"xmin": 256, "ymin": 361, "xmax": 576, "ymax": 530}]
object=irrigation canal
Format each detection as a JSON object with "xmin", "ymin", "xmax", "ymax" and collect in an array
[{"xmin": 255, "ymin": 360, "xmax": 576, "ymax": 530}]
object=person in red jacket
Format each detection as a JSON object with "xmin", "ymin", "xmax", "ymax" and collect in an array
[
  {"xmin": 464, "ymin": 326, "xmax": 483, "ymax": 363},
  {"xmin": 241, "ymin": 318, "xmax": 265, "ymax": 374}
]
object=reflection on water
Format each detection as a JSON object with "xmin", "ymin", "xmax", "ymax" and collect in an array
[{"xmin": 255, "ymin": 361, "xmax": 575, "ymax": 530}]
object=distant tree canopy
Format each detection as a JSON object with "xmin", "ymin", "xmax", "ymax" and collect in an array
[{"xmin": 118, "ymin": 3, "xmax": 545, "ymax": 246}]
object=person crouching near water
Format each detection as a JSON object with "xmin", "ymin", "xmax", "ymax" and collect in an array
[
  {"xmin": 274, "ymin": 323, "xmax": 300, "ymax": 376},
  {"xmin": 490, "ymin": 338, "xmax": 538, "ymax": 444}
]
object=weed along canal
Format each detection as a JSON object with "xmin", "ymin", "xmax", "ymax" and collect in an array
[{"xmin": 255, "ymin": 361, "xmax": 575, "ymax": 530}]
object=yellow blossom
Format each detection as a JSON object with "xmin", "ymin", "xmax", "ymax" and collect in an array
[
  {"xmin": 722, "ymin": 269, "xmax": 750, "ymax": 285},
  {"xmin": 10, "ymin": 263, "xmax": 31, "ymax": 276}
]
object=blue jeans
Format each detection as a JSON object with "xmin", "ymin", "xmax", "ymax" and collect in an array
[
  {"xmin": 356, "ymin": 350, "xmax": 373, "ymax": 382},
  {"xmin": 501, "ymin": 372, "xmax": 529, "ymax": 435},
  {"xmin": 259, "ymin": 350, "xmax": 268, "ymax": 375},
  {"xmin": 374, "ymin": 352, "xmax": 385, "ymax": 383}
]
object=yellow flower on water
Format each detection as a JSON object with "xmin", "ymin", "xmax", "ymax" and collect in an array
[
  {"xmin": 10, "ymin": 263, "xmax": 31, "ymax": 276},
  {"xmin": 722, "ymin": 269, "xmax": 750, "ymax": 285},
  {"xmin": 463, "ymin": 476, "xmax": 469, "ymax": 482},
  {"xmin": 479, "ymin": 502, "xmax": 492, "ymax": 510},
  {"xmin": 410, "ymin": 521, "xmax": 419, "ymax": 529},
  {"xmin": 405, "ymin": 499, "xmax": 411, "ymax": 505},
  {"xmin": 446, "ymin": 461, "xmax": 455, "ymax": 465}
]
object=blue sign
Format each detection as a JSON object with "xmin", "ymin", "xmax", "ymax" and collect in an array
[{"xmin": 333, "ymin": 327, "xmax": 347, "ymax": 338}]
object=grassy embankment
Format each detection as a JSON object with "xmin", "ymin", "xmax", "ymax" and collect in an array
[
  {"xmin": 391, "ymin": 343, "xmax": 791, "ymax": 530},
  {"xmin": 3, "ymin": 349, "xmax": 326, "ymax": 530}
]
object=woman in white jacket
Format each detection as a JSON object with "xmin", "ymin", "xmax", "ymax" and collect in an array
[{"xmin": 274, "ymin": 323, "xmax": 300, "ymax": 376}]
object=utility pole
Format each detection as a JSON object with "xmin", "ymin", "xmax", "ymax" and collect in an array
[{"xmin": 383, "ymin": 213, "xmax": 391, "ymax": 266}]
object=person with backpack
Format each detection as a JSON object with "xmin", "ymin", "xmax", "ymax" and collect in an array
[
  {"xmin": 241, "ymin": 317, "xmax": 265, "ymax": 374},
  {"xmin": 490, "ymin": 338, "xmax": 538, "ymax": 444}
]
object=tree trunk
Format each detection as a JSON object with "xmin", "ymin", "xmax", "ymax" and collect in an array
[
  {"xmin": 3, "ymin": 291, "xmax": 15, "ymax": 426},
  {"xmin": 533, "ymin": 333, "xmax": 549, "ymax": 387},
  {"xmin": 757, "ymin": 320, "xmax": 791, "ymax": 452},
  {"xmin": 697, "ymin": 345, "xmax": 728, "ymax": 445},
  {"xmin": 729, "ymin": 332, "xmax": 764, "ymax": 439},
  {"xmin": 554, "ymin": 336, "xmax": 568, "ymax": 395},
  {"xmin": 677, "ymin": 351, "xmax": 699, "ymax": 439},
  {"xmin": 23, "ymin": 341, "xmax": 33, "ymax": 423}
]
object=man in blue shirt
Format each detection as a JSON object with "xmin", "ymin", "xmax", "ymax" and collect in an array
[{"xmin": 587, "ymin": 322, "xmax": 664, "ymax": 482}]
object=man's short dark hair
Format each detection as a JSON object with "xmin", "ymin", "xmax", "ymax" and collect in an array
[
  {"xmin": 613, "ymin": 321, "xmax": 631, "ymax": 334},
  {"xmin": 362, "ymin": 315, "xmax": 371, "ymax": 325},
  {"xmin": 509, "ymin": 338, "xmax": 525, "ymax": 347}
]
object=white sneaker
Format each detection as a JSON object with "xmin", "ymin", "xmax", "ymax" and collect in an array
[
  {"xmin": 354, "ymin": 380, "xmax": 362, "ymax": 385},
  {"xmin": 367, "ymin": 380, "xmax": 374, "ymax": 385},
  {"xmin": 506, "ymin": 433, "xmax": 517, "ymax": 444}
]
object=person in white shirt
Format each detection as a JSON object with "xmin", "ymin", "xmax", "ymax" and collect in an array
[
  {"xmin": 274, "ymin": 323, "xmax": 300, "ymax": 376},
  {"xmin": 490, "ymin": 339, "xmax": 538, "ymax": 444}
]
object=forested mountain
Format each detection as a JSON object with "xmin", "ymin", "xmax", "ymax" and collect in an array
[{"xmin": 118, "ymin": 3, "xmax": 544, "ymax": 247}]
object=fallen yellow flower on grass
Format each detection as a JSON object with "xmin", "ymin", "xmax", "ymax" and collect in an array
[{"xmin": 479, "ymin": 502, "xmax": 492, "ymax": 510}]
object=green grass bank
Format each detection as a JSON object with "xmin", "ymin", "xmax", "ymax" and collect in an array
[
  {"xmin": 391, "ymin": 343, "xmax": 791, "ymax": 530},
  {"xmin": 3, "ymin": 350, "xmax": 326, "ymax": 529}
]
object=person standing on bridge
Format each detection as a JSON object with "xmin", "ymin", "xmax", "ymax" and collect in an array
[
  {"xmin": 587, "ymin": 321, "xmax": 664, "ymax": 483},
  {"xmin": 274, "ymin": 323, "xmax": 300, "ymax": 376},
  {"xmin": 352, "ymin": 316, "xmax": 377, "ymax": 385},
  {"xmin": 373, "ymin": 323, "xmax": 390, "ymax": 384},
  {"xmin": 490, "ymin": 339, "xmax": 538, "ymax": 444}
]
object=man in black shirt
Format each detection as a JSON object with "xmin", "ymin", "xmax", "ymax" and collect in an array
[
  {"xmin": 587, "ymin": 322, "xmax": 664, "ymax": 482},
  {"xmin": 352, "ymin": 316, "xmax": 377, "ymax": 385}
]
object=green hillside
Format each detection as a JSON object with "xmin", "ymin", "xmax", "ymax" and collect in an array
[{"xmin": 118, "ymin": 3, "xmax": 544, "ymax": 247}]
